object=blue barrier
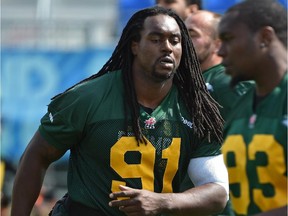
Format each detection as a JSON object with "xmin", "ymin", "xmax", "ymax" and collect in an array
[
  {"xmin": 202, "ymin": 0, "xmax": 243, "ymax": 14},
  {"xmin": 203, "ymin": 0, "xmax": 287, "ymax": 14},
  {"xmin": 1, "ymin": 48, "xmax": 113, "ymax": 163},
  {"xmin": 117, "ymin": 0, "xmax": 287, "ymax": 33}
]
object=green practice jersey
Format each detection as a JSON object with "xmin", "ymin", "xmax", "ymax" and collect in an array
[
  {"xmin": 39, "ymin": 70, "xmax": 221, "ymax": 216},
  {"xmin": 181, "ymin": 64, "xmax": 252, "ymax": 216},
  {"xmin": 204, "ymin": 64, "xmax": 253, "ymax": 120},
  {"xmin": 222, "ymin": 74, "xmax": 287, "ymax": 215}
]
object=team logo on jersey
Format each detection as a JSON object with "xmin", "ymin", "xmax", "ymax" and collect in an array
[
  {"xmin": 248, "ymin": 114, "xmax": 257, "ymax": 129},
  {"xmin": 282, "ymin": 115, "xmax": 288, "ymax": 127},
  {"xmin": 206, "ymin": 82, "xmax": 214, "ymax": 92},
  {"xmin": 144, "ymin": 117, "xmax": 156, "ymax": 129},
  {"xmin": 49, "ymin": 112, "xmax": 54, "ymax": 123}
]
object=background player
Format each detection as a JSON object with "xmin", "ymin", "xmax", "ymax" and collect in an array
[
  {"xmin": 185, "ymin": 10, "xmax": 252, "ymax": 121},
  {"xmin": 156, "ymin": 0, "xmax": 202, "ymax": 20},
  {"xmin": 218, "ymin": 0, "xmax": 287, "ymax": 215}
]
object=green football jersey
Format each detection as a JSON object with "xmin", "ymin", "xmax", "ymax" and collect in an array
[
  {"xmin": 203, "ymin": 64, "xmax": 253, "ymax": 120},
  {"xmin": 222, "ymin": 74, "xmax": 287, "ymax": 215},
  {"xmin": 39, "ymin": 70, "xmax": 221, "ymax": 216},
  {"xmin": 181, "ymin": 64, "xmax": 251, "ymax": 216}
]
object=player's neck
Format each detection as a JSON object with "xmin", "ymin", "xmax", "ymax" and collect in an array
[
  {"xmin": 134, "ymin": 79, "xmax": 173, "ymax": 110},
  {"xmin": 201, "ymin": 55, "xmax": 222, "ymax": 72},
  {"xmin": 254, "ymin": 59, "xmax": 287, "ymax": 97}
]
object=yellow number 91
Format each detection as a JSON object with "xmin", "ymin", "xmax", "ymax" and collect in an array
[{"xmin": 110, "ymin": 136, "xmax": 181, "ymax": 194}]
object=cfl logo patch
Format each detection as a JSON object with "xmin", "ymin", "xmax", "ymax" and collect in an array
[{"xmin": 144, "ymin": 117, "xmax": 156, "ymax": 129}]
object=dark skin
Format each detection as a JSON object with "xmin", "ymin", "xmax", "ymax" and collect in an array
[
  {"xmin": 218, "ymin": 12, "xmax": 287, "ymax": 96},
  {"xmin": 218, "ymin": 10, "xmax": 287, "ymax": 216},
  {"xmin": 131, "ymin": 14, "xmax": 182, "ymax": 109},
  {"xmin": 109, "ymin": 15, "xmax": 227, "ymax": 216},
  {"xmin": 11, "ymin": 131, "xmax": 65, "ymax": 216},
  {"xmin": 11, "ymin": 15, "xmax": 227, "ymax": 216}
]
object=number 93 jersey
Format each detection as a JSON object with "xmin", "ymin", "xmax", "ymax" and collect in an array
[
  {"xmin": 222, "ymin": 74, "xmax": 287, "ymax": 216},
  {"xmin": 39, "ymin": 70, "xmax": 221, "ymax": 216}
]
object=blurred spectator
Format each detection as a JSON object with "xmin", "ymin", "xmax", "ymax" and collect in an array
[
  {"xmin": 1, "ymin": 159, "xmax": 16, "ymax": 216},
  {"xmin": 156, "ymin": 0, "xmax": 202, "ymax": 19},
  {"xmin": 1, "ymin": 192, "xmax": 11, "ymax": 216}
]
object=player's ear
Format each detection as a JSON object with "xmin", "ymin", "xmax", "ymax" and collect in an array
[
  {"xmin": 131, "ymin": 41, "xmax": 139, "ymax": 55},
  {"xmin": 214, "ymin": 38, "xmax": 222, "ymax": 53},
  {"xmin": 258, "ymin": 26, "xmax": 274, "ymax": 47}
]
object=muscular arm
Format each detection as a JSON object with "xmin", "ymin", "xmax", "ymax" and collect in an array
[
  {"xmin": 166, "ymin": 182, "xmax": 227, "ymax": 216},
  {"xmin": 109, "ymin": 155, "xmax": 228, "ymax": 216},
  {"xmin": 172, "ymin": 154, "xmax": 229, "ymax": 215},
  {"xmin": 11, "ymin": 131, "xmax": 66, "ymax": 216}
]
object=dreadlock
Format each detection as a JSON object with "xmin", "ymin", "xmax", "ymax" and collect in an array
[{"xmin": 52, "ymin": 6, "xmax": 223, "ymax": 144}]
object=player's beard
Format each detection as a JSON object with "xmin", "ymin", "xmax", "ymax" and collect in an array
[
  {"xmin": 196, "ymin": 44, "xmax": 211, "ymax": 65},
  {"xmin": 152, "ymin": 63, "xmax": 177, "ymax": 82}
]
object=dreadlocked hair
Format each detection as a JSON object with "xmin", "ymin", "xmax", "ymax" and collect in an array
[
  {"xmin": 52, "ymin": 6, "xmax": 223, "ymax": 145},
  {"xmin": 168, "ymin": 8, "xmax": 223, "ymax": 143}
]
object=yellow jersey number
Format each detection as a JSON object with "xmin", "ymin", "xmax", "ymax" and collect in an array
[
  {"xmin": 222, "ymin": 135, "xmax": 287, "ymax": 215},
  {"xmin": 110, "ymin": 137, "xmax": 181, "ymax": 194}
]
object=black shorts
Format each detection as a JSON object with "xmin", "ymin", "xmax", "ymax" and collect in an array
[{"xmin": 49, "ymin": 193, "xmax": 107, "ymax": 216}]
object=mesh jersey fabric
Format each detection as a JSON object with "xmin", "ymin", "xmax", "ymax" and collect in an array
[
  {"xmin": 222, "ymin": 73, "xmax": 287, "ymax": 215},
  {"xmin": 203, "ymin": 64, "xmax": 253, "ymax": 121},
  {"xmin": 39, "ymin": 70, "xmax": 221, "ymax": 216}
]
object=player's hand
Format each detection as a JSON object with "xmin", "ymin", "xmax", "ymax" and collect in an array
[{"xmin": 109, "ymin": 185, "xmax": 165, "ymax": 216}]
